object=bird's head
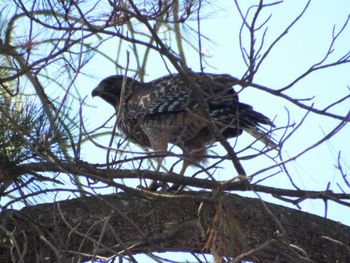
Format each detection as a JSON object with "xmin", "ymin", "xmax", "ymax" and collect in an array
[{"xmin": 92, "ymin": 75, "xmax": 133, "ymax": 107}]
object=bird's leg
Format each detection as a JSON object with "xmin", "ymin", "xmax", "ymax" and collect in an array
[
  {"xmin": 167, "ymin": 154, "xmax": 192, "ymax": 191},
  {"xmin": 169, "ymin": 146, "xmax": 207, "ymax": 191},
  {"xmin": 179, "ymin": 160, "xmax": 190, "ymax": 177},
  {"xmin": 145, "ymin": 132, "xmax": 169, "ymax": 191},
  {"xmin": 147, "ymin": 155, "xmax": 165, "ymax": 191}
]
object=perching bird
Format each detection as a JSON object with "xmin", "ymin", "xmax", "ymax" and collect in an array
[{"xmin": 92, "ymin": 72, "xmax": 276, "ymax": 186}]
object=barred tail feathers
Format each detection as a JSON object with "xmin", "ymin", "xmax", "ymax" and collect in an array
[
  {"xmin": 238, "ymin": 103, "xmax": 277, "ymax": 148},
  {"xmin": 243, "ymin": 126, "xmax": 277, "ymax": 148}
]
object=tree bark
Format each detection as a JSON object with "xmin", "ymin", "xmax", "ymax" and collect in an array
[{"xmin": 0, "ymin": 191, "xmax": 349, "ymax": 262}]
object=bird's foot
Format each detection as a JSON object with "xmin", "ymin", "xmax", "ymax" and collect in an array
[{"xmin": 138, "ymin": 180, "xmax": 169, "ymax": 191}]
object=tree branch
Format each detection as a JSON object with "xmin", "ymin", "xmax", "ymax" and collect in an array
[{"xmin": 0, "ymin": 192, "xmax": 349, "ymax": 262}]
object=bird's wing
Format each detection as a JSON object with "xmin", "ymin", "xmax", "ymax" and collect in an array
[
  {"xmin": 125, "ymin": 73, "xmax": 239, "ymax": 119},
  {"xmin": 125, "ymin": 81, "xmax": 190, "ymax": 120}
]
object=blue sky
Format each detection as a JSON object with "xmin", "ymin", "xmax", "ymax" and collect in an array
[
  {"xmin": 78, "ymin": 0, "xmax": 350, "ymax": 234},
  {"xmin": 0, "ymin": 1, "xmax": 348, "ymax": 262},
  {"xmin": 81, "ymin": 0, "xmax": 350, "ymax": 230}
]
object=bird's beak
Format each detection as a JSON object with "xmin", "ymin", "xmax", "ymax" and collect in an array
[{"xmin": 91, "ymin": 84, "xmax": 103, "ymax": 97}]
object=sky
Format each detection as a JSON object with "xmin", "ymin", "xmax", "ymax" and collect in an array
[
  {"xmin": 81, "ymin": 0, "xmax": 350, "ymax": 227},
  {"xmin": 79, "ymin": 2, "xmax": 350, "ymax": 259},
  {"xmin": 1, "ymin": 0, "xmax": 349, "ymax": 262}
]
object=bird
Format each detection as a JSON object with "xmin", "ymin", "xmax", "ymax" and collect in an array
[{"xmin": 92, "ymin": 72, "xmax": 276, "ymax": 188}]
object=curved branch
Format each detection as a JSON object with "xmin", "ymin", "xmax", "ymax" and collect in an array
[{"xmin": 0, "ymin": 192, "xmax": 349, "ymax": 262}]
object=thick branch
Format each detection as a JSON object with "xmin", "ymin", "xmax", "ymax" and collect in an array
[{"xmin": 0, "ymin": 192, "xmax": 349, "ymax": 262}]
